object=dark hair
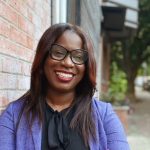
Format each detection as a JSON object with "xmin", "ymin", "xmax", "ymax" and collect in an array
[{"xmin": 23, "ymin": 23, "xmax": 97, "ymax": 146}]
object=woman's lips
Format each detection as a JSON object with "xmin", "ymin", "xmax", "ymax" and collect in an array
[{"xmin": 55, "ymin": 71, "xmax": 74, "ymax": 82}]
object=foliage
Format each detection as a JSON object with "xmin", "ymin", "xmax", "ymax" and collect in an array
[
  {"xmin": 109, "ymin": 0, "xmax": 150, "ymax": 101},
  {"xmin": 138, "ymin": 62, "xmax": 150, "ymax": 76},
  {"xmin": 108, "ymin": 62, "xmax": 127, "ymax": 105}
]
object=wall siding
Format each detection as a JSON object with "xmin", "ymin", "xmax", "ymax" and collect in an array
[{"xmin": 67, "ymin": 0, "xmax": 101, "ymax": 97}]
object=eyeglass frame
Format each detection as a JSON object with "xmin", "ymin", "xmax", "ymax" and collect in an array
[{"xmin": 48, "ymin": 43, "xmax": 88, "ymax": 65}]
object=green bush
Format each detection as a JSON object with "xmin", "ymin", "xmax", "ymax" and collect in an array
[{"xmin": 108, "ymin": 62, "xmax": 127, "ymax": 105}]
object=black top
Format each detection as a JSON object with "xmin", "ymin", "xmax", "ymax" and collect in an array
[{"xmin": 41, "ymin": 103, "xmax": 89, "ymax": 150}]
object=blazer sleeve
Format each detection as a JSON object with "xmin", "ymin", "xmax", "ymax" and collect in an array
[
  {"xmin": 103, "ymin": 103, "xmax": 130, "ymax": 150},
  {"xmin": 0, "ymin": 103, "xmax": 15, "ymax": 150}
]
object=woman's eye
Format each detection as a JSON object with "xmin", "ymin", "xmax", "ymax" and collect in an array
[
  {"xmin": 74, "ymin": 55, "xmax": 83, "ymax": 60},
  {"xmin": 54, "ymin": 50, "xmax": 65, "ymax": 56}
]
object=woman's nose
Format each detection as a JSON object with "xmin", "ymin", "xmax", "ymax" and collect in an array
[{"xmin": 61, "ymin": 55, "xmax": 74, "ymax": 67}]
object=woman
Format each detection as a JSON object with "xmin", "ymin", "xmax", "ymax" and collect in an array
[{"xmin": 0, "ymin": 23, "xmax": 130, "ymax": 150}]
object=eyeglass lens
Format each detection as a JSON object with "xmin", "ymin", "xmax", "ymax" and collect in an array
[{"xmin": 49, "ymin": 44, "xmax": 88, "ymax": 65}]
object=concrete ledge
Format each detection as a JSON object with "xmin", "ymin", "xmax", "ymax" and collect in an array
[
  {"xmin": 113, "ymin": 105, "xmax": 130, "ymax": 110},
  {"xmin": 113, "ymin": 105, "xmax": 130, "ymax": 132}
]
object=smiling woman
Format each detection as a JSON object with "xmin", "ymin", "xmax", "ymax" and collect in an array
[
  {"xmin": 0, "ymin": 23, "xmax": 130, "ymax": 150},
  {"xmin": 44, "ymin": 30, "xmax": 85, "ymax": 96}
]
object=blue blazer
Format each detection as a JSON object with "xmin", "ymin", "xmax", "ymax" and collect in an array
[{"xmin": 0, "ymin": 98, "xmax": 130, "ymax": 150}]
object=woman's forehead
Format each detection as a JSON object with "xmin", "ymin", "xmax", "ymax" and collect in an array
[{"xmin": 55, "ymin": 30, "xmax": 83, "ymax": 50}]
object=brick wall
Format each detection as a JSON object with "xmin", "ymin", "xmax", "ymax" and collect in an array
[{"xmin": 0, "ymin": 0, "xmax": 51, "ymax": 113}]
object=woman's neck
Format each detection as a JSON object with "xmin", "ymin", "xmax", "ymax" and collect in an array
[{"xmin": 46, "ymin": 89, "xmax": 75, "ymax": 112}]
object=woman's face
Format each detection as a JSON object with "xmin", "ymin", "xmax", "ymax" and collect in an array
[{"xmin": 44, "ymin": 30, "xmax": 85, "ymax": 93}]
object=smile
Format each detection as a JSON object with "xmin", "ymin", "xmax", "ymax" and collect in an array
[{"xmin": 55, "ymin": 71, "xmax": 74, "ymax": 81}]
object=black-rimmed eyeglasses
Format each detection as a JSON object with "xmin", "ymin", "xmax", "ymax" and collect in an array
[{"xmin": 49, "ymin": 44, "xmax": 88, "ymax": 65}]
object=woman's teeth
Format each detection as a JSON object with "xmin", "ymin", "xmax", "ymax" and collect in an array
[{"xmin": 56, "ymin": 72, "xmax": 73, "ymax": 78}]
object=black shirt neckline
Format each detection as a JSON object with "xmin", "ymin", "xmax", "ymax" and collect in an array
[{"xmin": 41, "ymin": 102, "xmax": 89, "ymax": 150}]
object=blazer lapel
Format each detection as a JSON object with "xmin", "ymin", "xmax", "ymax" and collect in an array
[{"xmin": 31, "ymin": 117, "xmax": 42, "ymax": 150}]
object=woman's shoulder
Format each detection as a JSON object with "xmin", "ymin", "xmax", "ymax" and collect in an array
[
  {"xmin": 0, "ymin": 98, "xmax": 26, "ymax": 119},
  {"xmin": 0, "ymin": 98, "xmax": 27, "ymax": 132},
  {"xmin": 8, "ymin": 98, "xmax": 25, "ymax": 110},
  {"xmin": 91, "ymin": 97, "xmax": 114, "ymax": 120},
  {"xmin": 91, "ymin": 98, "xmax": 130, "ymax": 149},
  {"xmin": 92, "ymin": 97, "xmax": 109, "ymax": 107}
]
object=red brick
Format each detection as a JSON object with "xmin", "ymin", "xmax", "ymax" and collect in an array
[
  {"xmin": 19, "ymin": 47, "xmax": 35, "ymax": 62},
  {"xmin": 9, "ymin": 26, "xmax": 28, "ymax": 49},
  {"xmin": 33, "ymin": 39, "xmax": 38, "ymax": 51},
  {"xmin": 9, "ymin": 26, "xmax": 34, "ymax": 49},
  {"xmin": 27, "ymin": 23, "xmax": 34, "ymax": 37},
  {"xmin": 27, "ymin": 36, "xmax": 34, "ymax": 49},
  {"xmin": 10, "ymin": 26, "xmax": 22, "ymax": 44},
  {"xmin": 2, "ymin": 56, "xmax": 22, "ymax": 74},
  {"xmin": 0, "ymin": 18, "xmax": 10, "ymax": 38},
  {"xmin": 0, "ymin": 37, "xmax": 34, "ymax": 62},
  {"xmin": 18, "ymin": 15, "xmax": 27, "ymax": 31},
  {"xmin": 7, "ymin": 0, "xmax": 20, "ymax": 12},
  {"xmin": 36, "ymin": 7, "xmax": 43, "ymax": 18},
  {"xmin": 0, "ymin": 1, "xmax": 18, "ymax": 26},
  {"xmin": 0, "ymin": 90, "xmax": 8, "ymax": 103},
  {"xmin": 0, "ymin": 56, "xmax": 2, "ymax": 72},
  {"xmin": 32, "ymin": 13, "xmax": 42, "ymax": 29},
  {"xmin": 7, "ymin": 74, "xmax": 18, "ymax": 89},
  {"xmin": 18, "ymin": 15, "xmax": 34, "ymax": 37},
  {"xmin": 7, "ymin": 0, "xmax": 29, "ymax": 18},
  {"xmin": 0, "ymin": 0, "xmax": 51, "ymax": 109},
  {"xmin": 0, "ymin": 73, "xmax": 8, "ymax": 89},
  {"xmin": 7, "ymin": 90, "xmax": 27, "ymax": 102},
  {"xmin": 26, "ymin": 0, "xmax": 35, "ymax": 9},
  {"xmin": 3, "ymin": 0, "xmax": 34, "ymax": 28},
  {"xmin": 7, "ymin": 90, "xmax": 19, "ymax": 102},
  {"xmin": 27, "ymin": 8, "xmax": 33, "ymax": 22},
  {"xmin": 0, "ymin": 37, "xmax": 10, "ymax": 55},
  {"xmin": 16, "ymin": 90, "xmax": 27, "ymax": 99},
  {"xmin": 0, "ymin": 36, "xmax": 20, "ymax": 58},
  {"xmin": 21, "ymin": 62, "xmax": 31, "ymax": 76},
  {"xmin": 0, "ymin": 97, "xmax": 8, "ymax": 106},
  {"xmin": 18, "ymin": 31, "xmax": 28, "ymax": 47},
  {"xmin": 17, "ymin": 75, "xmax": 30, "ymax": 90},
  {"xmin": 19, "ymin": 2, "xmax": 28, "ymax": 18},
  {"xmin": 0, "ymin": 37, "xmax": 18, "ymax": 57}
]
